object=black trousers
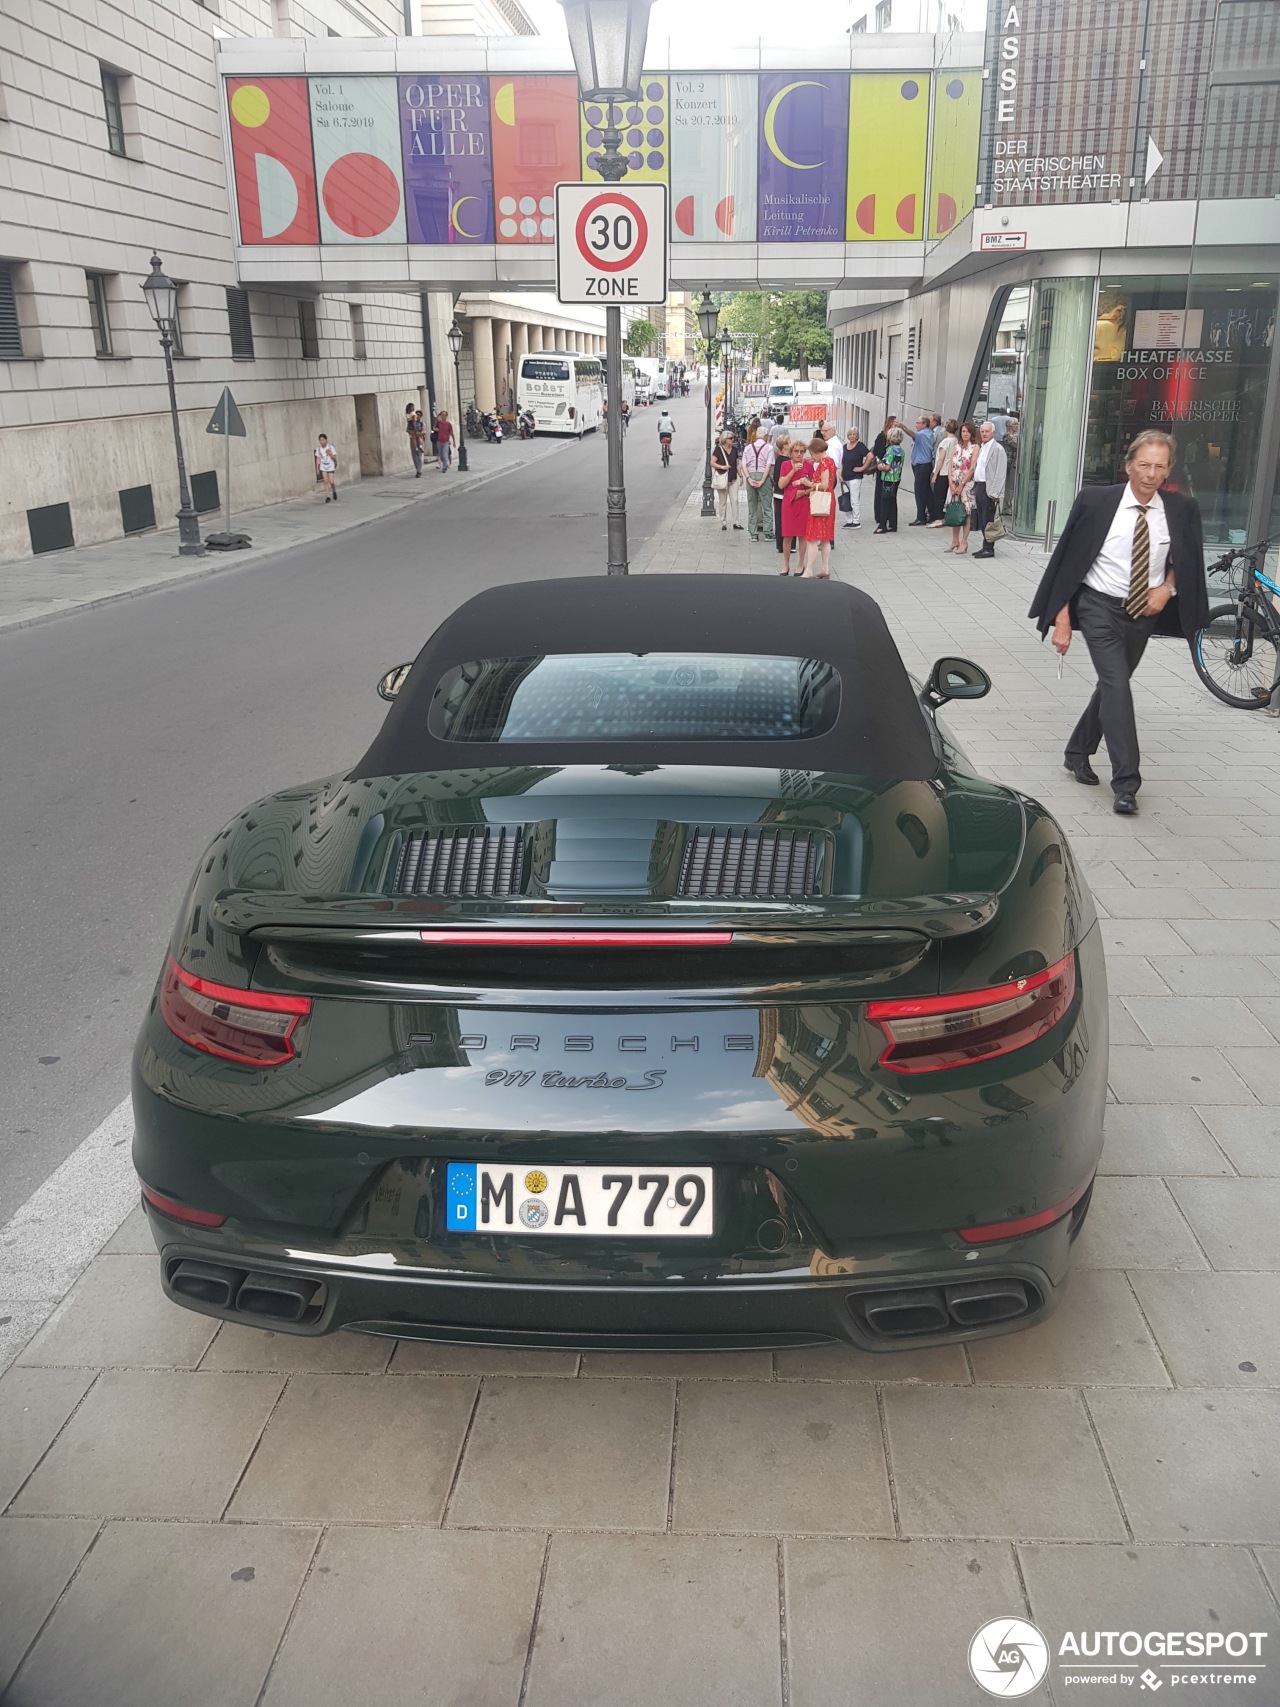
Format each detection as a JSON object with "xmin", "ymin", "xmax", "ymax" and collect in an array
[
  {"xmin": 773, "ymin": 491, "xmax": 785, "ymax": 553},
  {"xmin": 1065, "ymin": 586, "xmax": 1160, "ymax": 796},
  {"xmin": 913, "ymin": 464, "xmax": 934, "ymax": 523},
  {"xmin": 881, "ymin": 484, "xmax": 899, "ymax": 531},
  {"xmin": 972, "ymin": 480, "xmax": 996, "ymax": 552},
  {"xmin": 931, "ymin": 473, "xmax": 949, "ymax": 520}
]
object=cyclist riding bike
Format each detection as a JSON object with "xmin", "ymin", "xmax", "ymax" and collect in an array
[{"xmin": 657, "ymin": 407, "xmax": 675, "ymax": 466}]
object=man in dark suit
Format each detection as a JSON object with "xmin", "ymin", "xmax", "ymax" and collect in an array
[{"xmin": 1028, "ymin": 430, "xmax": 1209, "ymax": 816}]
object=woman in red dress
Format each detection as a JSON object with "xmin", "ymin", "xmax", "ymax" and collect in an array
[
  {"xmin": 776, "ymin": 438, "xmax": 809, "ymax": 576},
  {"xmin": 797, "ymin": 436, "xmax": 837, "ymax": 579}
]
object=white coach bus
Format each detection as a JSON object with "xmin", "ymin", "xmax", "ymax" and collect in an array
[{"xmin": 516, "ymin": 351, "xmax": 604, "ymax": 437}]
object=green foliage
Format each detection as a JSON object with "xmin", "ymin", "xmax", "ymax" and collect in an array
[
  {"xmin": 624, "ymin": 319, "xmax": 658, "ymax": 356},
  {"xmin": 716, "ymin": 291, "xmax": 832, "ymax": 379}
]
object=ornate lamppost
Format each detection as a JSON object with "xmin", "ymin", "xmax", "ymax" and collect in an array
[
  {"xmin": 697, "ymin": 289, "xmax": 719, "ymax": 517},
  {"xmin": 446, "ymin": 318, "xmax": 469, "ymax": 472},
  {"xmin": 558, "ymin": 0, "xmax": 653, "ymax": 575},
  {"xmin": 141, "ymin": 254, "xmax": 204, "ymax": 557}
]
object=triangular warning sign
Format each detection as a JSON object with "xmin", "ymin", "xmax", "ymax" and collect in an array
[
  {"xmin": 1145, "ymin": 136, "xmax": 1164, "ymax": 184},
  {"xmin": 206, "ymin": 386, "xmax": 247, "ymax": 437}
]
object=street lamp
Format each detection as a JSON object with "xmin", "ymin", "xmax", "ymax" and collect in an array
[
  {"xmin": 558, "ymin": 0, "xmax": 653, "ymax": 575},
  {"xmin": 446, "ymin": 317, "xmax": 468, "ymax": 472},
  {"xmin": 697, "ymin": 288, "xmax": 719, "ymax": 517},
  {"xmin": 141, "ymin": 253, "xmax": 204, "ymax": 557}
]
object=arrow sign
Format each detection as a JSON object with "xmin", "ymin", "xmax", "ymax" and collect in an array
[
  {"xmin": 1145, "ymin": 136, "xmax": 1164, "ymax": 185},
  {"xmin": 206, "ymin": 386, "xmax": 247, "ymax": 437}
]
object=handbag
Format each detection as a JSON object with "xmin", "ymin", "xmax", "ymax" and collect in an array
[
  {"xmin": 984, "ymin": 510, "xmax": 1006, "ymax": 542},
  {"xmin": 711, "ymin": 468, "xmax": 729, "ymax": 492},
  {"xmin": 809, "ymin": 489, "xmax": 833, "ymax": 518},
  {"xmin": 943, "ymin": 499, "xmax": 967, "ymax": 527},
  {"xmin": 837, "ymin": 487, "xmax": 853, "ymax": 513}
]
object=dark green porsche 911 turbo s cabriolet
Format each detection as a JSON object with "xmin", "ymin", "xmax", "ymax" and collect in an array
[{"xmin": 133, "ymin": 573, "xmax": 1106, "ymax": 1352}]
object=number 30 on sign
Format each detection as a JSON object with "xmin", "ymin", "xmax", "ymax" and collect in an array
[{"xmin": 554, "ymin": 182, "xmax": 669, "ymax": 307}]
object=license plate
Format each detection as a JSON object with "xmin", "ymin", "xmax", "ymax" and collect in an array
[{"xmin": 446, "ymin": 1164, "xmax": 714, "ymax": 1237}]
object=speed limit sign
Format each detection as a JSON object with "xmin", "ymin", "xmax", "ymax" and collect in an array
[{"xmin": 554, "ymin": 182, "xmax": 669, "ymax": 306}]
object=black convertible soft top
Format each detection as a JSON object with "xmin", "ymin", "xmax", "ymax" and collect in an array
[{"xmin": 352, "ymin": 574, "xmax": 937, "ymax": 780}]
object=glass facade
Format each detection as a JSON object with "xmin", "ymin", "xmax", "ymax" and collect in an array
[{"xmin": 1086, "ymin": 274, "xmax": 1278, "ymax": 545}]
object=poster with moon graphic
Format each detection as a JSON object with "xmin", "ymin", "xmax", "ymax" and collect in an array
[
  {"xmin": 309, "ymin": 77, "xmax": 406, "ymax": 244},
  {"xmin": 400, "ymin": 77, "xmax": 494, "ymax": 245},
  {"xmin": 846, "ymin": 75, "xmax": 928, "ymax": 241},
  {"xmin": 670, "ymin": 74, "xmax": 757, "ymax": 242},
  {"xmin": 582, "ymin": 78, "xmax": 670, "ymax": 183},
  {"xmin": 757, "ymin": 73, "xmax": 848, "ymax": 241},
  {"xmin": 227, "ymin": 77, "xmax": 319, "ymax": 246},
  {"xmin": 928, "ymin": 72, "xmax": 982, "ymax": 238},
  {"xmin": 490, "ymin": 76, "xmax": 580, "ymax": 244}
]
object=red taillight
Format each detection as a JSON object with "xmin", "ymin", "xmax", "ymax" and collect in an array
[
  {"xmin": 867, "ymin": 953, "xmax": 1076, "ymax": 1075},
  {"xmin": 418, "ymin": 930, "xmax": 734, "ymax": 947},
  {"xmin": 958, "ymin": 1177, "xmax": 1092, "ymax": 1244},
  {"xmin": 141, "ymin": 1184, "xmax": 227, "ymax": 1228},
  {"xmin": 159, "ymin": 958, "xmax": 310, "ymax": 1066}
]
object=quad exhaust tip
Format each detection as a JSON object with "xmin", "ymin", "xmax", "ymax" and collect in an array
[
  {"xmin": 167, "ymin": 1260, "xmax": 326, "ymax": 1326},
  {"xmin": 853, "ymin": 1277, "xmax": 1034, "ymax": 1339}
]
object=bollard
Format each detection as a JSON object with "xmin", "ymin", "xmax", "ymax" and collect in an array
[{"xmin": 1043, "ymin": 499, "xmax": 1057, "ymax": 554}]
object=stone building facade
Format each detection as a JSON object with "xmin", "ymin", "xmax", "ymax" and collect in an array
[{"xmin": 0, "ymin": 0, "xmax": 606, "ymax": 561}]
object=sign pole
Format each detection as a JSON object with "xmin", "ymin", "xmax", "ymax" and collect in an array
[
  {"xmin": 606, "ymin": 303, "xmax": 627, "ymax": 576},
  {"xmin": 224, "ymin": 426, "xmax": 232, "ymax": 537}
]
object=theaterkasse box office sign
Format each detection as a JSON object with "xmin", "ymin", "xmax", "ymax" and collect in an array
[{"xmin": 554, "ymin": 182, "xmax": 668, "ymax": 307}]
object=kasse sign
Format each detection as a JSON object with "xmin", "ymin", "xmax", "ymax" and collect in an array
[{"xmin": 554, "ymin": 182, "xmax": 669, "ymax": 306}]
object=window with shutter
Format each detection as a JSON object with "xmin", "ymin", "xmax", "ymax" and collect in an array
[
  {"xmin": 225, "ymin": 287, "xmax": 255, "ymax": 360},
  {"xmin": 0, "ymin": 264, "xmax": 22, "ymax": 359}
]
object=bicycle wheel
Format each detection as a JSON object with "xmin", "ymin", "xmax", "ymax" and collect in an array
[{"xmin": 1194, "ymin": 602, "xmax": 1280, "ymax": 708}]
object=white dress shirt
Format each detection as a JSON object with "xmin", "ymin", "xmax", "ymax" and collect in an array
[{"xmin": 1084, "ymin": 486, "xmax": 1172, "ymax": 599}]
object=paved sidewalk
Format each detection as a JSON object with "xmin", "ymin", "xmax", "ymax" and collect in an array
[
  {"xmin": 0, "ymin": 435, "xmax": 562, "ymax": 634},
  {"xmin": 2, "ymin": 492, "xmax": 1279, "ymax": 1707}
]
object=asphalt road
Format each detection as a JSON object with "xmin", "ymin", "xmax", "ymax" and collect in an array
[{"xmin": 0, "ymin": 394, "xmax": 707, "ymax": 1221}]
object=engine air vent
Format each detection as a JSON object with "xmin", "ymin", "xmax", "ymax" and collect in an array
[
  {"xmin": 393, "ymin": 827, "xmax": 524, "ymax": 897},
  {"xmin": 678, "ymin": 826, "xmax": 823, "ymax": 900}
]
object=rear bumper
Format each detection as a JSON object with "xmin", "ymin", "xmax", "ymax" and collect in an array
[{"xmin": 144, "ymin": 1190, "xmax": 1090, "ymax": 1353}]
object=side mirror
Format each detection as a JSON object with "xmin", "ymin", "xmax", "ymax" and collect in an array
[
  {"xmin": 924, "ymin": 656, "xmax": 991, "ymax": 708},
  {"xmin": 377, "ymin": 663, "xmax": 413, "ymax": 702}
]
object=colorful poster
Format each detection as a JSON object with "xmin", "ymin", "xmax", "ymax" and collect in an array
[
  {"xmin": 846, "ymin": 76, "xmax": 928, "ymax": 240},
  {"xmin": 582, "ymin": 78, "xmax": 670, "ymax": 183},
  {"xmin": 757, "ymin": 74, "xmax": 848, "ymax": 242},
  {"xmin": 928, "ymin": 72, "xmax": 981, "ymax": 237},
  {"xmin": 490, "ymin": 75, "xmax": 580, "ymax": 243},
  {"xmin": 400, "ymin": 77, "xmax": 493, "ymax": 245},
  {"xmin": 309, "ymin": 77, "xmax": 406, "ymax": 244},
  {"xmin": 227, "ymin": 78, "xmax": 318, "ymax": 246},
  {"xmin": 670, "ymin": 74, "xmax": 757, "ymax": 241}
]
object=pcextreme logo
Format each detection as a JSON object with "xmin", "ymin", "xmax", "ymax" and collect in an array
[{"xmin": 970, "ymin": 1619, "xmax": 1270, "ymax": 1697}]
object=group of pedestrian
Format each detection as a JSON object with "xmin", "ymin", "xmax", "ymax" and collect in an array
[{"xmin": 312, "ymin": 403, "xmax": 458, "ymax": 501}]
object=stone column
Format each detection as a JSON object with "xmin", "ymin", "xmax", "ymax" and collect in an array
[
  {"xmin": 492, "ymin": 318, "xmax": 512, "ymax": 412},
  {"xmin": 512, "ymin": 321, "xmax": 529, "ymax": 379},
  {"xmin": 469, "ymin": 315, "xmax": 495, "ymax": 413},
  {"xmin": 528, "ymin": 325, "xmax": 543, "ymax": 353}
]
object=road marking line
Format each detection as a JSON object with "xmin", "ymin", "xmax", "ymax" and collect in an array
[{"xmin": 0, "ymin": 1094, "xmax": 137, "ymax": 1366}]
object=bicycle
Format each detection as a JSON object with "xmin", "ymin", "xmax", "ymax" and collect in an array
[
  {"xmin": 660, "ymin": 435, "xmax": 671, "ymax": 469},
  {"xmin": 1192, "ymin": 539, "xmax": 1279, "ymax": 709}
]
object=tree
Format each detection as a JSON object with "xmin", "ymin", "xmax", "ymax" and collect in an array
[
  {"xmin": 624, "ymin": 319, "xmax": 657, "ymax": 356},
  {"xmin": 716, "ymin": 290, "xmax": 832, "ymax": 380}
]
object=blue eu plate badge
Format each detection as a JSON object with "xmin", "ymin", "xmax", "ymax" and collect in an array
[{"xmin": 447, "ymin": 1163, "xmax": 478, "ymax": 1230}]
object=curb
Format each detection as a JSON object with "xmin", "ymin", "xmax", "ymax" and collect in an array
[{"xmin": 0, "ymin": 439, "xmax": 573, "ymax": 638}]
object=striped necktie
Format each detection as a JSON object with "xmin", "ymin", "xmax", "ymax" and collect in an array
[{"xmin": 1125, "ymin": 505, "xmax": 1151, "ymax": 619}]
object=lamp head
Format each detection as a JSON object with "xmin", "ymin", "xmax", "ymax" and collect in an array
[
  {"xmin": 447, "ymin": 320, "xmax": 464, "ymax": 357},
  {"xmin": 141, "ymin": 253, "xmax": 177, "ymax": 331},
  {"xmin": 557, "ymin": 0, "xmax": 652, "ymax": 101}
]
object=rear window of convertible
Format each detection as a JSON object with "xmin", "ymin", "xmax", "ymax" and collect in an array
[{"xmin": 427, "ymin": 653, "xmax": 841, "ymax": 743}]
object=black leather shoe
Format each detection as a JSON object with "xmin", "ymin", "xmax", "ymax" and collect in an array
[
  {"xmin": 1113, "ymin": 793, "xmax": 1139, "ymax": 816},
  {"xmin": 972, "ymin": 548, "xmax": 994, "ymax": 558},
  {"xmin": 1064, "ymin": 760, "xmax": 1100, "ymax": 786}
]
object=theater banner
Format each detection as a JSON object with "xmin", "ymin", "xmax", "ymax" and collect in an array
[{"xmin": 225, "ymin": 69, "xmax": 982, "ymax": 251}]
